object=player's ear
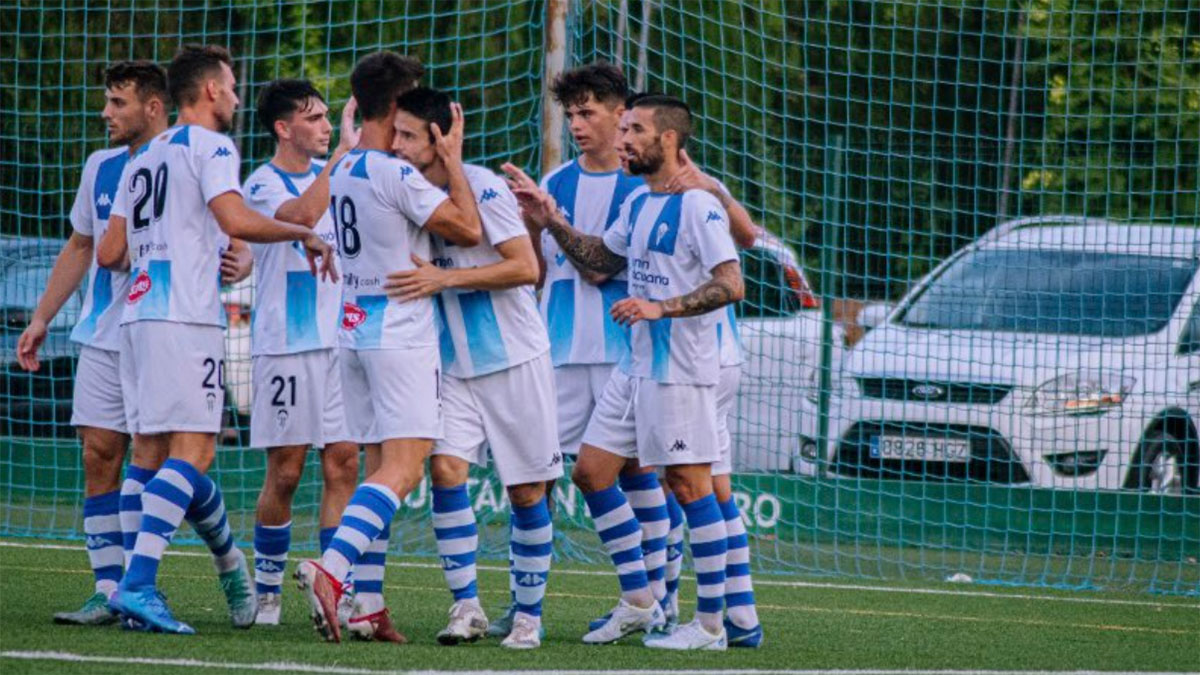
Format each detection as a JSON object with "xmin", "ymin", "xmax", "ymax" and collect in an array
[{"xmin": 274, "ymin": 119, "xmax": 290, "ymax": 142}]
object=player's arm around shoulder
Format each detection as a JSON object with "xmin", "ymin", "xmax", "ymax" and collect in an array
[{"xmin": 421, "ymin": 103, "xmax": 482, "ymax": 246}]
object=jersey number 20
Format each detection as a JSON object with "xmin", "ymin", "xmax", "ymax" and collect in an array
[{"xmin": 130, "ymin": 163, "xmax": 169, "ymax": 231}]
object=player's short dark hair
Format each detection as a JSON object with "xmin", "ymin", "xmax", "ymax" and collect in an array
[
  {"xmin": 350, "ymin": 51, "xmax": 424, "ymax": 121},
  {"xmin": 624, "ymin": 91, "xmax": 650, "ymax": 109},
  {"xmin": 394, "ymin": 86, "xmax": 452, "ymax": 144},
  {"xmin": 168, "ymin": 44, "xmax": 233, "ymax": 108},
  {"xmin": 104, "ymin": 60, "xmax": 169, "ymax": 106},
  {"xmin": 257, "ymin": 79, "xmax": 325, "ymax": 140},
  {"xmin": 551, "ymin": 61, "xmax": 629, "ymax": 108},
  {"xmin": 632, "ymin": 94, "xmax": 692, "ymax": 149}
]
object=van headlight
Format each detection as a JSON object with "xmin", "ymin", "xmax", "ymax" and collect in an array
[{"xmin": 1027, "ymin": 371, "xmax": 1135, "ymax": 416}]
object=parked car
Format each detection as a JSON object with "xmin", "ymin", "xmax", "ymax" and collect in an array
[
  {"xmin": 0, "ymin": 237, "xmax": 84, "ymax": 438},
  {"xmin": 730, "ymin": 230, "xmax": 844, "ymax": 471},
  {"xmin": 794, "ymin": 216, "xmax": 1200, "ymax": 495}
]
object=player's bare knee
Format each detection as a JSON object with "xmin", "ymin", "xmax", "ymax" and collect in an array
[
  {"xmin": 507, "ymin": 482, "xmax": 545, "ymax": 508},
  {"xmin": 430, "ymin": 455, "xmax": 468, "ymax": 488},
  {"xmin": 321, "ymin": 444, "xmax": 359, "ymax": 489},
  {"xmin": 664, "ymin": 469, "xmax": 710, "ymax": 504}
]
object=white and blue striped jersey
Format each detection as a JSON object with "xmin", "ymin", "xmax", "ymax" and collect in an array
[
  {"xmin": 112, "ymin": 125, "xmax": 237, "ymax": 327},
  {"xmin": 432, "ymin": 165, "xmax": 548, "ymax": 379},
  {"xmin": 538, "ymin": 159, "xmax": 645, "ymax": 367},
  {"xmin": 329, "ymin": 149, "xmax": 448, "ymax": 350},
  {"xmin": 602, "ymin": 189, "xmax": 739, "ymax": 385},
  {"xmin": 243, "ymin": 161, "xmax": 343, "ymax": 355},
  {"xmin": 69, "ymin": 146, "xmax": 130, "ymax": 352}
]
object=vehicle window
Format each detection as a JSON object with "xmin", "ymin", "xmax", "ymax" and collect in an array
[
  {"xmin": 895, "ymin": 248, "xmax": 1197, "ymax": 337},
  {"xmin": 738, "ymin": 247, "xmax": 800, "ymax": 319},
  {"xmin": 1179, "ymin": 300, "xmax": 1200, "ymax": 355},
  {"xmin": 1, "ymin": 258, "xmax": 82, "ymax": 329}
]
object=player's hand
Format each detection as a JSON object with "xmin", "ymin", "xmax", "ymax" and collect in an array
[
  {"xmin": 610, "ymin": 297, "xmax": 663, "ymax": 326},
  {"xmin": 501, "ymin": 163, "xmax": 556, "ymax": 229},
  {"xmin": 220, "ymin": 245, "xmax": 253, "ymax": 284},
  {"xmin": 335, "ymin": 97, "xmax": 360, "ymax": 156},
  {"xmin": 302, "ymin": 233, "xmax": 338, "ymax": 282},
  {"xmin": 15, "ymin": 318, "xmax": 48, "ymax": 372},
  {"xmin": 384, "ymin": 254, "xmax": 449, "ymax": 301},
  {"xmin": 664, "ymin": 149, "xmax": 721, "ymax": 196},
  {"xmin": 432, "ymin": 102, "xmax": 465, "ymax": 167}
]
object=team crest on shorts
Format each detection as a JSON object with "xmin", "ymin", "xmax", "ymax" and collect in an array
[
  {"xmin": 127, "ymin": 270, "xmax": 152, "ymax": 303},
  {"xmin": 276, "ymin": 409, "xmax": 289, "ymax": 429},
  {"xmin": 342, "ymin": 302, "xmax": 367, "ymax": 330}
]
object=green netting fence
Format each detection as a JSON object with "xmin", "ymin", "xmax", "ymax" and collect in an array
[{"xmin": 2, "ymin": 0, "xmax": 1198, "ymax": 597}]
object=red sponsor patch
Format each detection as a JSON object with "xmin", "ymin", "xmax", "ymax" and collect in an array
[
  {"xmin": 127, "ymin": 270, "xmax": 151, "ymax": 304},
  {"xmin": 342, "ymin": 302, "xmax": 367, "ymax": 330}
]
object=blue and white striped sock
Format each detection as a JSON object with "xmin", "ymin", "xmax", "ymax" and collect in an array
[
  {"xmin": 83, "ymin": 490, "xmax": 123, "ymax": 596},
  {"xmin": 122, "ymin": 459, "xmax": 200, "ymax": 590},
  {"xmin": 583, "ymin": 485, "xmax": 650, "ymax": 603},
  {"xmin": 681, "ymin": 494, "xmax": 727, "ymax": 631},
  {"xmin": 432, "ymin": 485, "xmax": 478, "ymax": 602},
  {"xmin": 320, "ymin": 483, "xmax": 399, "ymax": 586},
  {"xmin": 511, "ymin": 497, "xmax": 552, "ymax": 619},
  {"xmin": 620, "ymin": 472, "xmax": 669, "ymax": 605},
  {"xmin": 664, "ymin": 491, "xmax": 685, "ymax": 605},
  {"xmin": 318, "ymin": 527, "xmax": 337, "ymax": 555},
  {"xmin": 187, "ymin": 473, "xmax": 241, "ymax": 574},
  {"xmin": 719, "ymin": 497, "xmax": 759, "ymax": 629},
  {"xmin": 119, "ymin": 464, "xmax": 156, "ymax": 569},
  {"xmin": 254, "ymin": 522, "xmax": 291, "ymax": 595},
  {"xmin": 353, "ymin": 521, "xmax": 389, "ymax": 615}
]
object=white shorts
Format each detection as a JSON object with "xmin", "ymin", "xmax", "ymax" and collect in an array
[
  {"xmin": 341, "ymin": 345, "xmax": 442, "ymax": 444},
  {"xmin": 119, "ymin": 322, "xmax": 225, "ymax": 435},
  {"xmin": 555, "ymin": 363, "xmax": 615, "ymax": 455},
  {"xmin": 250, "ymin": 349, "xmax": 350, "ymax": 449},
  {"xmin": 713, "ymin": 365, "xmax": 741, "ymax": 476},
  {"xmin": 71, "ymin": 346, "xmax": 129, "ymax": 434},
  {"xmin": 582, "ymin": 370, "xmax": 720, "ymax": 468},
  {"xmin": 433, "ymin": 353, "xmax": 563, "ymax": 487}
]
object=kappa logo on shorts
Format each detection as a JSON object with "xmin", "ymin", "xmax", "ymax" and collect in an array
[
  {"xmin": 127, "ymin": 270, "xmax": 152, "ymax": 304},
  {"xmin": 276, "ymin": 409, "xmax": 289, "ymax": 429},
  {"xmin": 669, "ymin": 439, "xmax": 689, "ymax": 453},
  {"xmin": 547, "ymin": 452, "xmax": 563, "ymax": 468},
  {"xmin": 341, "ymin": 302, "xmax": 367, "ymax": 330}
]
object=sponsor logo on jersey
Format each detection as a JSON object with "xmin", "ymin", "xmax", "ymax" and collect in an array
[
  {"xmin": 479, "ymin": 187, "xmax": 499, "ymax": 203},
  {"xmin": 554, "ymin": 251, "xmax": 567, "ymax": 266},
  {"xmin": 249, "ymin": 183, "xmax": 264, "ymax": 196},
  {"xmin": 127, "ymin": 270, "xmax": 152, "ymax": 303},
  {"xmin": 706, "ymin": 210, "xmax": 723, "ymax": 223},
  {"xmin": 400, "ymin": 165, "xmax": 413, "ymax": 180},
  {"xmin": 342, "ymin": 302, "xmax": 367, "ymax": 330},
  {"xmin": 96, "ymin": 193, "xmax": 112, "ymax": 208},
  {"xmin": 212, "ymin": 147, "xmax": 233, "ymax": 158}
]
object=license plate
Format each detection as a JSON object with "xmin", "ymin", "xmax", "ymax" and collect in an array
[{"xmin": 869, "ymin": 435, "xmax": 970, "ymax": 462}]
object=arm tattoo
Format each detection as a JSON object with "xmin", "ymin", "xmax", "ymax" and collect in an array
[
  {"xmin": 547, "ymin": 216, "xmax": 627, "ymax": 275},
  {"xmin": 660, "ymin": 260, "xmax": 744, "ymax": 318}
]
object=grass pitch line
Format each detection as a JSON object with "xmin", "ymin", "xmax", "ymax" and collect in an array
[
  {"xmin": 3, "ymin": 539, "xmax": 1196, "ymax": 612},
  {"xmin": 3, "ymin": 653, "xmax": 1198, "ymax": 675}
]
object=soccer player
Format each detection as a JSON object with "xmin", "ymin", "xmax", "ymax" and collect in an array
[
  {"xmin": 637, "ymin": 106, "xmax": 764, "ymax": 647},
  {"xmin": 293, "ymin": 52, "xmax": 482, "ymax": 645},
  {"xmin": 97, "ymin": 44, "xmax": 336, "ymax": 635},
  {"xmin": 488, "ymin": 61, "xmax": 647, "ymax": 638},
  {"xmin": 505, "ymin": 94, "xmax": 744, "ymax": 650},
  {"xmin": 384, "ymin": 86, "xmax": 560, "ymax": 649},
  {"xmin": 241, "ymin": 79, "xmax": 361, "ymax": 625},
  {"xmin": 15, "ymin": 61, "xmax": 175, "ymax": 625}
]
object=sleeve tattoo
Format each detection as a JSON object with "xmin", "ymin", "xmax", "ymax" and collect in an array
[
  {"xmin": 659, "ymin": 260, "xmax": 744, "ymax": 318},
  {"xmin": 546, "ymin": 218, "xmax": 626, "ymax": 275}
]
